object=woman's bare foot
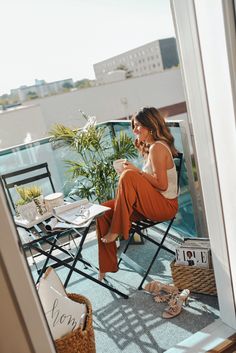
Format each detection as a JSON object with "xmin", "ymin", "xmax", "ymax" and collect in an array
[
  {"xmin": 98, "ymin": 272, "xmax": 106, "ymax": 281},
  {"xmin": 101, "ymin": 233, "xmax": 118, "ymax": 243}
]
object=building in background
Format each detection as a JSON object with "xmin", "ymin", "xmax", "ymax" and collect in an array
[
  {"xmin": 0, "ymin": 68, "xmax": 184, "ymax": 150},
  {"xmin": 14, "ymin": 78, "xmax": 74, "ymax": 102},
  {"xmin": 93, "ymin": 37, "xmax": 179, "ymax": 84},
  {"xmin": 0, "ymin": 37, "xmax": 183, "ymax": 149}
]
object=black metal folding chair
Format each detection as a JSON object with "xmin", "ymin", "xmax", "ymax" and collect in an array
[
  {"xmin": 118, "ymin": 152, "xmax": 183, "ymax": 290},
  {"xmin": 0, "ymin": 162, "xmax": 80, "ymax": 270},
  {"xmin": 0, "ymin": 162, "xmax": 55, "ymax": 212}
]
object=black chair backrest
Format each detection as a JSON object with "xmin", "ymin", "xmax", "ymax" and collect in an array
[
  {"xmin": 0, "ymin": 162, "xmax": 55, "ymax": 211},
  {"xmin": 174, "ymin": 152, "xmax": 183, "ymax": 190}
]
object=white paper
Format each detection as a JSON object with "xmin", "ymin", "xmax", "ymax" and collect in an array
[
  {"xmin": 42, "ymin": 267, "xmax": 67, "ymax": 296},
  {"xmin": 17, "ymin": 227, "xmax": 38, "ymax": 244},
  {"xmin": 14, "ymin": 211, "xmax": 52, "ymax": 229},
  {"xmin": 38, "ymin": 279, "xmax": 87, "ymax": 339},
  {"xmin": 45, "ymin": 217, "xmax": 93, "ymax": 231},
  {"xmin": 52, "ymin": 199, "xmax": 110, "ymax": 226},
  {"xmin": 183, "ymin": 239, "xmax": 211, "ymax": 249}
]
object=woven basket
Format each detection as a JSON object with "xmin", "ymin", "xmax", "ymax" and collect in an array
[
  {"xmin": 54, "ymin": 293, "xmax": 96, "ymax": 353},
  {"xmin": 170, "ymin": 261, "xmax": 217, "ymax": 295}
]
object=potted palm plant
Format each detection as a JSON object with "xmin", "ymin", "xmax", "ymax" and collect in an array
[{"xmin": 50, "ymin": 111, "xmax": 137, "ymax": 203}]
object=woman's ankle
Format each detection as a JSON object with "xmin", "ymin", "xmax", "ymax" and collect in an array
[
  {"xmin": 98, "ymin": 272, "xmax": 105, "ymax": 281},
  {"xmin": 101, "ymin": 233, "xmax": 118, "ymax": 243}
]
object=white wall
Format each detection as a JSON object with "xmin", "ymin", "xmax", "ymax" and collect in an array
[
  {"xmin": 0, "ymin": 264, "xmax": 32, "ymax": 353},
  {"xmin": 26, "ymin": 68, "xmax": 183, "ymax": 129},
  {"xmin": 0, "ymin": 105, "xmax": 47, "ymax": 149},
  {"xmin": 0, "ymin": 184, "xmax": 56, "ymax": 353},
  {"xmin": 172, "ymin": 0, "xmax": 236, "ymax": 329},
  {"xmin": 0, "ymin": 68, "xmax": 184, "ymax": 149}
]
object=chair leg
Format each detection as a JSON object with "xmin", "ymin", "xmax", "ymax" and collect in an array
[
  {"xmin": 29, "ymin": 247, "xmax": 39, "ymax": 273},
  {"xmin": 119, "ymin": 218, "xmax": 175, "ymax": 290},
  {"xmin": 118, "ymin": 229, "xmax": 136, "ymax": 267},
  {"xmin": 138, "ymin": 219, "xmax": 174, "ymax": 290}
]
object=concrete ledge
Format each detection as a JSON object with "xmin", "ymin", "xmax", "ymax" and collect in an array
[{"xmin": 165, "ymin": 319, "xmax": 235, "ymax": 353}]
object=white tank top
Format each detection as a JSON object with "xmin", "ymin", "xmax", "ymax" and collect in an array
[{"xmin": 142, "ymin": 141, "xmax": 178, "ymax": 199}]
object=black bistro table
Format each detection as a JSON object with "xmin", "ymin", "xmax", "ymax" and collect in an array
[{"xmin": 16, "ymin": 211, "xmax": 128, "ymax": 299}]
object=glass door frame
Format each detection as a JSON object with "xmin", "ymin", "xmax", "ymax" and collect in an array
[
  {"xmin": 171, "ymin": 0, "xmax": 236, "ymax": 328},
  {"xmin": 0, "ymin": 182, "xmax": 56, "ymax": 352}
]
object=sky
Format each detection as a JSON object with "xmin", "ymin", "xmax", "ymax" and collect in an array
[{"xmin": 0, "ymin": 0, "xmax": 175, "ymax": 96}]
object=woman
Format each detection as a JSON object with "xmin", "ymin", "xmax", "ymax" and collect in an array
[{"xmin": 97, "ymin": 106, "xmax": 179, "ymax": 281}]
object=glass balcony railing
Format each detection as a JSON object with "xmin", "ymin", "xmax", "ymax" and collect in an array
[{"xmin": 0, "ymin": 120, "xmax": 198, "ymax": 237}]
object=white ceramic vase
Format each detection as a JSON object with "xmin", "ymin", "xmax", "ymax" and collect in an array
[{"xmin": 17, "ymin": 201, "xmax": 38, "ymax": 222}]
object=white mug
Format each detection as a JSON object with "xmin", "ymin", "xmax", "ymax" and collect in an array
[{"xmin": 113, "ymin": 159, "xmax": 127, "ymax": 174}]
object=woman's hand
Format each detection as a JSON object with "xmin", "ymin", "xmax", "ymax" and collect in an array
[{"xmin": 123, "ymin": 161, "xmax": 140, "ymax": 172}]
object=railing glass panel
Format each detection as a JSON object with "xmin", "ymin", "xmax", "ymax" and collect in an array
[{"xmin": 0, "ymin": 120, "xmax": 197, "ymax": 237}]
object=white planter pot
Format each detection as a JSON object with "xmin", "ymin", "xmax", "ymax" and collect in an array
[{"xmin": 17, "ymin": 201, "xmax": 38, "ymax": 222}]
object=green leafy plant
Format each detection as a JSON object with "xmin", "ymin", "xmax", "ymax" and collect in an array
[
  {"xmin": 15, "ymin": 185, "xmax": 42, "ymax": 206},
  {"xmin": 28, "ymin": 185, "xmax": 42, "ymax": 198},
  {"xmin": 50, "ymin": 111, "xmax": 137, "ymax": 203},
  {"xmin": 15, "ymin": 198, "xmax": 30, "ymax": 207}
]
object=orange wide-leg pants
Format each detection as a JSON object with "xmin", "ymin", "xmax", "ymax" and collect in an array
[{"xmin": 96, "ymin": 170, "xmax": 178, "ymax": 273}]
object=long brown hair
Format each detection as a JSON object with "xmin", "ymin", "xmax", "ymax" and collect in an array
[{"xmin": 131, "ymin": 107, "xmax": 178, "ymax": 157}]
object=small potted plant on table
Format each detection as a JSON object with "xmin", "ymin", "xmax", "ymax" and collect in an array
[{"xmin": 15, "ymin": 185, "xmax": 45, "ymax": 221}]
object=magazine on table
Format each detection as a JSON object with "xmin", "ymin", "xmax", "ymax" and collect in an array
[
  {"xmin": 45, "ymin": 217, "xmax": 93, "ymax": 232},
  {"xmin": 51, "ymin": 198, "xmax": 110, "ymax": 227}
]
